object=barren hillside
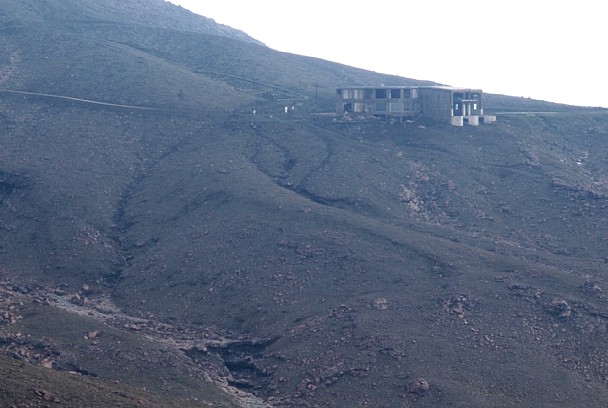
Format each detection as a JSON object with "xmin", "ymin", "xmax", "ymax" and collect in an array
[{"xmin": 1, "ymin": 1, "xmax": 608, "ymax": 407}]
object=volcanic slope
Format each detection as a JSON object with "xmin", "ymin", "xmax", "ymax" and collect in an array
[{"xmin": 2, "ymin": 0, "xmax": 608, "ymax": 407}]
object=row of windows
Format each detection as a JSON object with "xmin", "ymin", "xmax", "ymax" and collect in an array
[
  {"xmin": 345, "ymin": 102, "xmax": 482, "ymax": 115},
  {"xmin": 341, "ymin": 89, "xmax": 483, "ymax": 105},
  {"xmin": 340, "ymin": 88, "xmax": 419, "ymax": 100},
  {"xmin": 454, "ymin": 103, "xmax": 479, "ymax": 111},
  {"xmin": 376, "ymin": 102, "xmax": 420, "ymax": 112},
  {"xmin": 344, "ymin": 102, "xmax": 421, "ymax": 113}
]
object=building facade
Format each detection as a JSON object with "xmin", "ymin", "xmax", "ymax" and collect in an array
[{"xmin": 336, "ymin": 86, "xmax": 496, "ymax": 126}]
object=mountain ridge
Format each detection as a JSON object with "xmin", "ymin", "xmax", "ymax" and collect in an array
[{"xmin": 0, "ymin": 0, "xmax": 261, "ymax": 44}]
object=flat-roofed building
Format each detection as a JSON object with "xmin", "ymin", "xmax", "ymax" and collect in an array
[{"xmin": 336, "ymin": 85, "xmax": 496, "ymax": 126}]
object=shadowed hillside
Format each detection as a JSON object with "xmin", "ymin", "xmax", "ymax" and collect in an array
[{"xmin": 1, "ymin": 0, "xmax": 608, "ymax": 407}]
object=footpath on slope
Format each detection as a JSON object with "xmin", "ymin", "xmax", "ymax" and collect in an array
[
  {"xmin": 0, "ymin": 280, "xmax": 273, "ymax": 408},
  {"xmin": 0, "ymin": 89, "xmax": 158, "ymax": 110}
]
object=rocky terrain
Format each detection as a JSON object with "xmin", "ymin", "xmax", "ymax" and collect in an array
[{"xmin": 1, "ymin": 0, "xmax": 608, "ymax": 406}]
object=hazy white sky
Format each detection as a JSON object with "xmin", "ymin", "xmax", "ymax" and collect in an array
[{"xmin": 169, "ymin": 0, "xmax": 607, "ymax": 107}]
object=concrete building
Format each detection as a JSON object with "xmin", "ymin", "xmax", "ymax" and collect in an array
[{"xmin": 336, "ymin": 85, "xmax": 496, "ymax": 126}]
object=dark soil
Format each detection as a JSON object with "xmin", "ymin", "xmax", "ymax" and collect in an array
[{"xmin": 1, "ymin": 1, "xmax": 608, "ymax": 407}]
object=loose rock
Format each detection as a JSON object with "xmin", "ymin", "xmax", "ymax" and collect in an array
[
  {"xmin": 371, "ymin": 298, "xmax": 389, "ymax": 310},
  {"xmin": 406, "ymin": 377, "xmax": 430, "ymax": 396},
  {"xmin": 548, "ymin": 298, "xmax": 571, "ymax": 318}
]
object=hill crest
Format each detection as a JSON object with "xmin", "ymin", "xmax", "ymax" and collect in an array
[{"xmin": 0, "ymin": 0, "xmax": 261, "ymax": 44}]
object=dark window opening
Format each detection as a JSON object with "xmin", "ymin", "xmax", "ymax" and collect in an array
[
  {"xmin": 364, "ymin": 89, "xmax": 373, "ymax": 99},
  {"xmin": 390, "ymin": 89, "xmax": 401, "ymax": 99},
  {"xmin": 454, "ymin": 102, "xmax": 462, "ymax": 115},
  {"xmin": 376, "ymin": 89, "xmax": 387, "ymax": 99}
]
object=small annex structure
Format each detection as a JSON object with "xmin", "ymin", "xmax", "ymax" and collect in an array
[{"xmin": 336, "ymin": 86, "xmax": 496, "ymax": 126}]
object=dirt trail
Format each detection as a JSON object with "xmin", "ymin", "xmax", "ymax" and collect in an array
[
  {"xmin": 45, "ymin": 291, "xmax": 273, "ymax": 407},
  {"xmin": 0, "ymin": 89, "xmax": 158, "ymax": 110},
  {"xmin": 1, "ymin": 282, "xmax": 272, "ymax": 408}
]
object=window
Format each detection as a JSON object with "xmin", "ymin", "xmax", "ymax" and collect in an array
[
  {"xmin": 390, "ymin": 89, "xmax": 401, "ymax": 99},
  {"xmin": 403, "ymin": 89, "xmax": 411, "ymax": 98},
  {"xmin": 389, "ymin": 102, "xmax": 402, "ymax": 112},
  {"xmin": 376, "ymin": 101, "xmax": 387, "ymax": 112},
  {"xmin": 364, "ymin": 89, "xmax": 373, "ymax": 99},
  {"xmin": 376, "ymin": 89, "xmax": 387, "ymax": 99},
  {"xmin": 353, "ymin": 89, "xmax": 364, "ymax": 99}
]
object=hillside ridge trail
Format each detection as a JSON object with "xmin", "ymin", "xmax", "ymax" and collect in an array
[{"xmin": 0, "ymin": 89, "xmax": 158, "ymax": 110}]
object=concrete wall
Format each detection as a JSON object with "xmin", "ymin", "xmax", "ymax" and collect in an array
[{"xmin": 419, "ymin": 88, "xmax": 453, "ymax": 120}]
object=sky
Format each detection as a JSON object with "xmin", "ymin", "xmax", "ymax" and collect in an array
[{"xmin": 168, "ymin": 0, "xmax": 607, "ymax": 108}]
